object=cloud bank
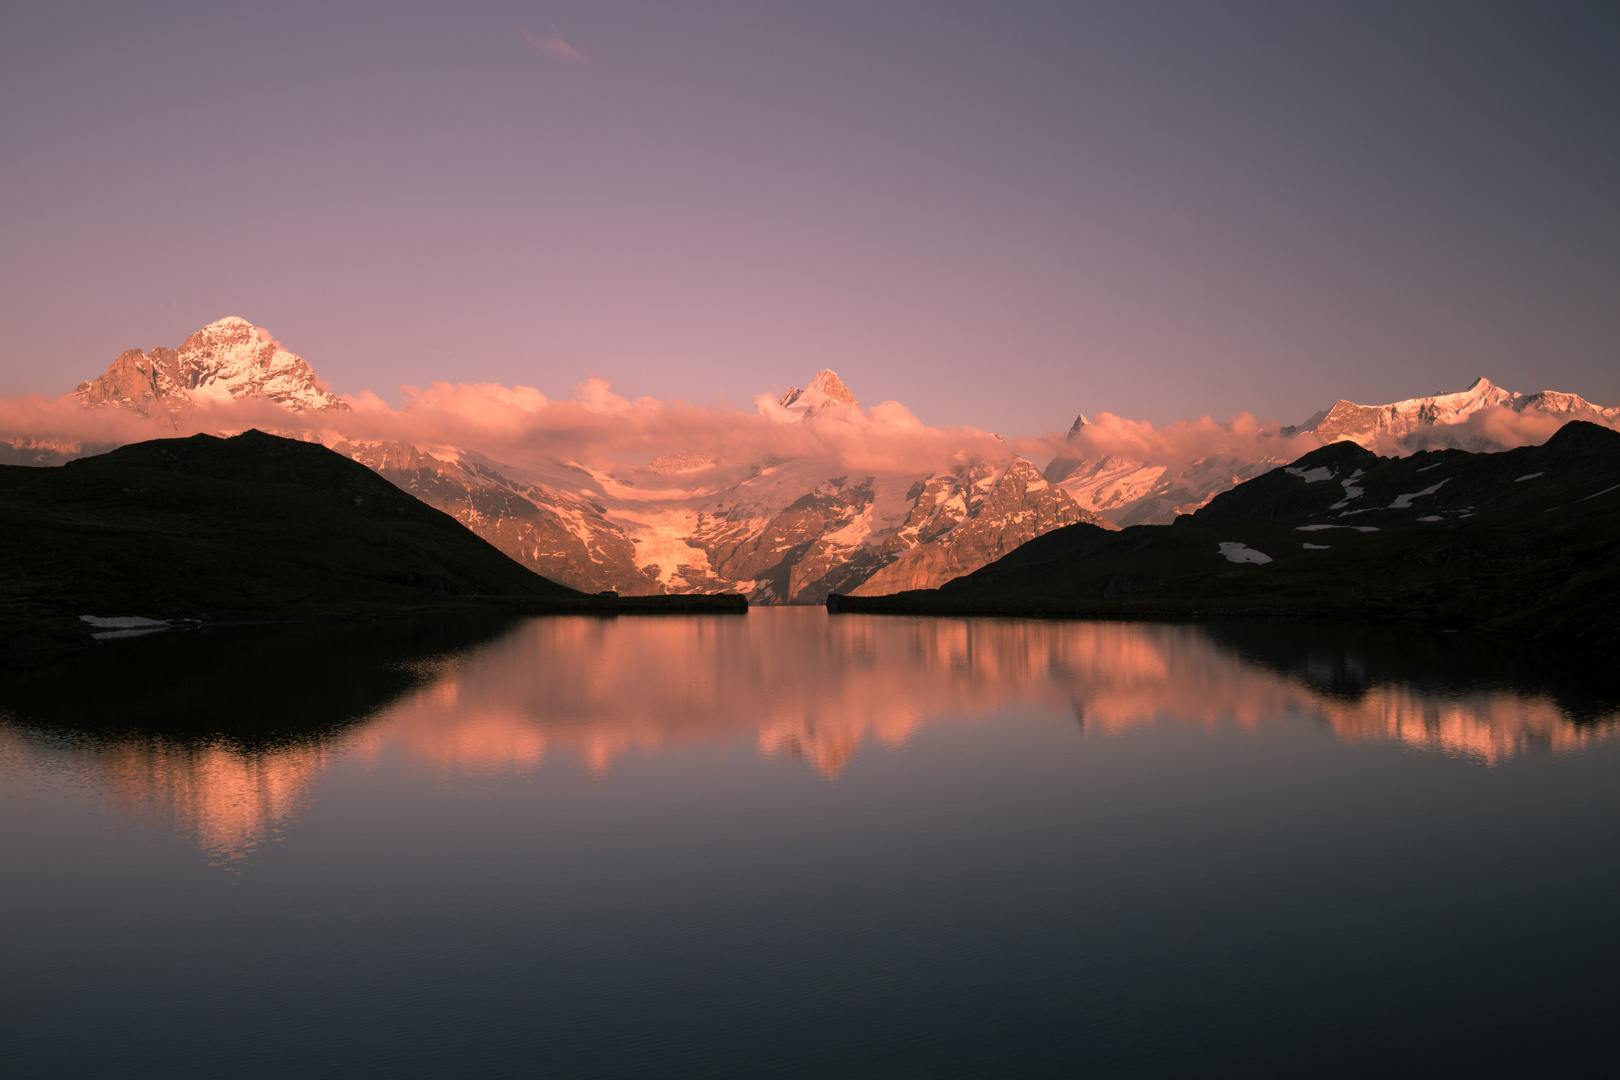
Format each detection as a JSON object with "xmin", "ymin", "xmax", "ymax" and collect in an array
[
  {"xmin": 1012, "ymin": 403, "xmax": 1612, "ymax": 474},
  {"xmin": 0, "ymin": 380, "xmax": 1015, "ymax": 479},
  {"xmin": 2, "ymin": 379, "xmax": 1608, "ymax": 484}
]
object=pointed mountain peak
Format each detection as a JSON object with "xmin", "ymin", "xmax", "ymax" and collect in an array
[
  {"xmin": 806, "ymin": 369, "xmax": 855, "ymax": 405},
  {"xmin": 184, "ymin": 315, "xmax": 274, "ymax": 350},
  {"xmin": 779, "ymin": 369, "xmax": 858, "ymax": 412},
  {"xmin": 1068, "ymin": 413, "xmax": 1090, "ymax": 437},
  {"xmin": 75, "ymin": 317, "xmax": 346, "ymax": 419}
]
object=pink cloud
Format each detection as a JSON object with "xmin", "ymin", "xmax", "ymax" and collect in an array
[
  {"xmin": 521, "ymin": 29, "xmax": 585, "ymax": 62},
  {"xmin": 277, "ymin": 378, "xmax": 1013, "ymax": 479},
  {"xmin": 6, "ymin": 378, "xmax": 1609, "ymax": 492},
  {"xmin": 1013, "ymin": 410, "xmax": 1318, "ymax": 471}
]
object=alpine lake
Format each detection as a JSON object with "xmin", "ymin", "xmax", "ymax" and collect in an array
[{"xmin": 3, "ymin": 608, "xmax": 1618, "ymax": 1078}]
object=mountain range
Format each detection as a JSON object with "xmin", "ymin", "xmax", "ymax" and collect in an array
[
  {"xmin": 33, "ymin": 317, "xmax": 1620, "ymax": 602},
  {"xmin": 0, "ymin": 429, "xmax": 742, "ymax": 654},
  {"xmin": 833, "ymin": 420, "xmax": 1620, "ymax": 655},
  {"xmin": 1044, "ymin": 377, "xmax": 1620, "ymax": 527}
]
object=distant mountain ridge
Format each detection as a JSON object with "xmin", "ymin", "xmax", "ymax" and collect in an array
[
  {"xmin": 1286, "ymin": 376, "xmax": 1619, "ymax": 447},
  {"xmin": 54, "ymin": 319, "xmax": 1112, "ymax": 602},
  {"xmin": 1045, "ymin": 376, "xmax": 1619, "ymax": 527},
  {"xmin": 27, "ymin": 320, "xmax": 1618, "ymax": 601},
  {"xmin": 834, "ymin": 420, "xmax": 1620, "ymax": 656}
]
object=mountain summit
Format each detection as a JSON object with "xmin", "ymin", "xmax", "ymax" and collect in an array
[
  {"xmin": 778, "ymin": 370, "xmax": 858, "ymax": 414},
  {"xmin": 74, "ymin": 316, "xmax": 346, "ymax": 421},
  {"xmin": 1286, "ymin": 376, "xmax": 1618, "ymax": 447},
  {"xmin": 1045, "ymin": 376, "xmax": 1620, "ymax": 528}
]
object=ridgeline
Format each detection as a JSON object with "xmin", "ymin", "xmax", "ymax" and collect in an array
[
  {"xmin": 830, "ymin": 421, "xmax": 1620, "ymax": 658},
  {"xmin": 0, "ymin": 429, "xmax": 744, "ymax": 654}
]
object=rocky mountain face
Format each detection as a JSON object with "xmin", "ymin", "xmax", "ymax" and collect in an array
[
  {"xmin": 74, "ymin": 317, "xmax": 346, "ymax": 421},
  {"xmin": 54, "ymin": 323, "xmax": 1109, "ymax": 603},
  {"xmin": 847, "ymin": 459, "xmax": 1094, "ymax": 595},
  {"xmin": 328, "ymin": 441, "xmax": 655, "ymax": 596},
  {"xmin": 339, "ymin": 432, "xmax": 1111, "ymax": 604},
  {"xmin": 1045, "ymin": 377, "xmax": 1620, "ymax": 526}
]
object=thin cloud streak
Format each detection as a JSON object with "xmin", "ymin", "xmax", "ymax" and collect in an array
[{"xmin": 521, "ymin": 29, "xmax": 585, "ymax": 62}]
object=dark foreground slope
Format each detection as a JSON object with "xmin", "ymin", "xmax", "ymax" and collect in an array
[
  {"xmin": 831, "ymin": 421, "xmax": 1620, "ymax": 655},
  {"xmin": 0, "ymin": 430, "xmax": 742, "ymax": 653}
]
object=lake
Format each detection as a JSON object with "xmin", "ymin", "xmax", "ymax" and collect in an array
[{"xmin": 3, "ymin": 609, "xmax": 1618, "ymax": 1077}]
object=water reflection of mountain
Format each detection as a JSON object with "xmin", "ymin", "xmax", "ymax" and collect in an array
[
  {"xmin": 1202, "ymin": 620, "xmax": 1620, "ymax": 760},
  {"xmin": 4, "ymin": 612, "xmax": 1615, "ymax": 862},
  {"xmin": 365, "ymin": 613, "xmax": 1620, "ymax": 775},
  {"xmin": 0, "ymin": 616, "xmax": 519, "ymax": 862}
]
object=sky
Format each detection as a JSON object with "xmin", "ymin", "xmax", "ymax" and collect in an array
[{"xmin": 2, "ymin": 1, "xmax": 1616, "ymax": 435}]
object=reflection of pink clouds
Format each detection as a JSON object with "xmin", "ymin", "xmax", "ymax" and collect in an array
[
  {"xmin": 89, "ymin": 739, "xmax": 332, "ymax": 864},
  {"xmin": 11, "ymin": 615, "xmax": 1616, "ymax": 864},
  {"xmin": 354, "ymin": 615, "xmax": 1620, "ymax": 778},
  {"xmin": 1318, "ymin": 687, "xmax": 1610, "ymax": 764}
]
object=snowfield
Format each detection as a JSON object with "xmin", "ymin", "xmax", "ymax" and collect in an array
[{"xmin": 1218, "ymin": 542, "xmax": 1272, "ymax": 565}]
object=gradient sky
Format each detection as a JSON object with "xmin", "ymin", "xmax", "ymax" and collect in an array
[{"xmin": 3, "ymin": 1, "xmax": 1616, "ymax": 433}]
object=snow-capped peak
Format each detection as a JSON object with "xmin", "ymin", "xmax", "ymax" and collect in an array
[
  {"xmin": 201, "ymin": 315, "xmax": 258, "ymax": 333},
  {"xmin": 75, "ymin": 317, "xmax": 346, "ymax": 419},
  {"xmin": 1300, "ymin": 376, "xmax": 1613, "ymax": 447},
  {"xmin": 779, "ymin": 370, "xmax": 858, "ymax": 414}
]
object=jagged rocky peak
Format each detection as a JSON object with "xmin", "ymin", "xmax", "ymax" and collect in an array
[
  {"xmin": 779, "ymin": 369, "xmax": 858, "ymax": 413},
  {"xmin": 1040, "ymin": 413, "xmax": 1093, "ymax": 483},
  {"xmin": 75, "ymin": 316, "xmax": 346, "ymax": 419}
]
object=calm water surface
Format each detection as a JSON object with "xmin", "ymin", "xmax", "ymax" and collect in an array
[{"xmin": 3, "ymin": 610, "xmax": 1619, "ymax": 1077}]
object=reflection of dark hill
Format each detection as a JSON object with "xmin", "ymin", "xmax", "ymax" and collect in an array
[
  {"xmin": 833, "ymin": 421, "xmax": 1620, "ymax": 657},
  {"xmin": 0, "ymin": 616, "xmax": 517, "ymax": 745},
  {"xmin": 0, "ymin": 430, "xmax": 741, "ymax": 653},
  {"xmin": 1200, "ymin": 620, "xmax": 1620, "ymax": 723}
]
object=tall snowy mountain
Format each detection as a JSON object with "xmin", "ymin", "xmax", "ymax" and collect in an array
[
  {"xmin": 777, "ymin": 369, "xmax": 858, "ymax": 414},
  {"xmin": 74, "ymin": 316, "xmax": 346, "ymax": 420},
  {"xmin": 59, "ymin": 321, "xmax": 1110, "ymax": 602},
  {"xmin": 1045, "ymin": 377, "xmax": 1619, "ymax": 526},
  {"xmin": 1283, "ymin": 376, "xmax": 1619, "ymax": 448}
]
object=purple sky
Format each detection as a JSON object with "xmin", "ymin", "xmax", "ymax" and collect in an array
[{"xmin": 2, "ymin": 1, "xmax": 1616, "ymax": 433}]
